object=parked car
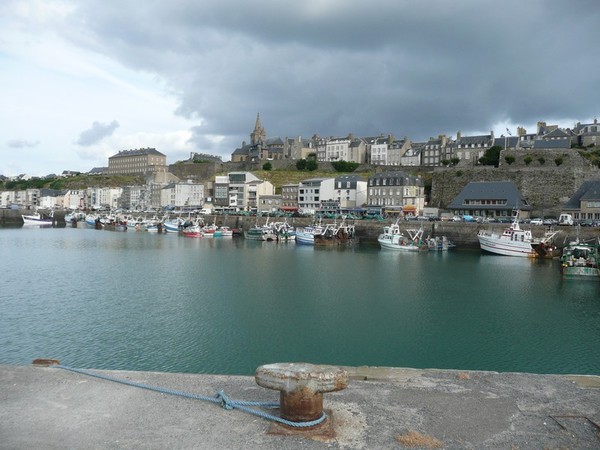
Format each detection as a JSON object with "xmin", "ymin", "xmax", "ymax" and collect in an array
[
  {"xmin": 530, "ymin": 218, "xmax": 543, "ymax": 225},
  {"xmin": 542, "ymin": 218, "xmax": 557, "ymax": 226}
]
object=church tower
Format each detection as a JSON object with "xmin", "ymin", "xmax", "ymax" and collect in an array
[{"xmin": 250, "ymin": 112, "xmax": 266, "ymax": 145}]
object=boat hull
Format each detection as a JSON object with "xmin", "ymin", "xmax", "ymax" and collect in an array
[
  {"xmin": 378, "ymin": 236, "xmax": 423, "ymax": 251},
  {"xmin": 477, "ymin": 234, "xmax": 535, "ymax": 257}
]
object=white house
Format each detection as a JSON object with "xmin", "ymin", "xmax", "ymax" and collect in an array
[
  {"xmin": 297, "ymin": 177, "xmax": 336, "ymax": 215},
  {"xmin": 160, "ymin": 181, "xmax": 204, "ymax": 208}
]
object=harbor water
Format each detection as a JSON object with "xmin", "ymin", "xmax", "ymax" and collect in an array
[{"xmin": 1, "ymin": 226, "xmax": 599, "ymax": 376}]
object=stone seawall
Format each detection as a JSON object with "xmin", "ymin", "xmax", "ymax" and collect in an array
[{"xmin": 3, "ymin": 209, "xmax": 598, "ymax": 250}]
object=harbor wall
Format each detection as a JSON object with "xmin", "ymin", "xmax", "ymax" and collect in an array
[{"xmin": 2, "ymin": 209, "xmax": 599, "ymax": 250}]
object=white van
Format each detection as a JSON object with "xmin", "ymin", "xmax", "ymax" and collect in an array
[{"xmin": 558, "ymin": 214, "xmax": 573, "ymax": 226}]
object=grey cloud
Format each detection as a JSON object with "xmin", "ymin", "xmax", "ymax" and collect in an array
[
  {"xmin": 66, "ymin": 1, "xmax": 600, "ymax": 159},
  {"xmin": 8, "ymin": 139, "xmax": 40, "ymax": 148},
  {"xmin": 76, "ymin": 120, "xmax": 120, "ymax": 146}
]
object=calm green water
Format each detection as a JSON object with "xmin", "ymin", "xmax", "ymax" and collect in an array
[{"xmin": 1, "ymin": 226, "xmax": 599, "ymax": 375}]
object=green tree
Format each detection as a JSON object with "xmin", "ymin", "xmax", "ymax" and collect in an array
[
  {"xmin": 554, "ymin": 157, "xmax": 563, "ymax": 166},
  {"xmin": 504, "ymin": 155, "xmax": 515, "ymax": 165},
  {"xmin": 524, "ymin": 156, "xmax": 533, "ymax": 165},
  {"xmin": 262, "ymin": 161, "xmax": 272, "ymax": 171},
  {"xmin": 306, "ymin": 160, "xmax": 318, "ymax": 171},
  {"xmin": 296, "ymin": 159, "xmax": 307, "ymax": 170},
  {"xmin": 450, "ymin": 157, "xmax": 460, "ymax": 166},
  {"xmin": 331, "ymin": 160, "xmax": 359, "ymax": 172},
  {"xmin": 478, "ymin": 146, "xmax": 502, "ymax": 167},
  {"xmin": 538, "ymin": 157, "xmax": 546, "ymax": 165}
]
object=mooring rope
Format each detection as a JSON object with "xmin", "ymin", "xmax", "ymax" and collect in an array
[{"xmin": 55, "ymin": 365, "xmax": 326, "ymax": 428}]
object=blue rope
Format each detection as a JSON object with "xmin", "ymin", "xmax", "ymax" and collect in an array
[{"xmin": 55, "ymin": 365, "xmax": 326, "ymax": 428}]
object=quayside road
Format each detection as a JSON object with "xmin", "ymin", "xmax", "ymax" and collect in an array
[{"xmin": 1, "ymin": 363, "xmax": 599, "ymax": 449}]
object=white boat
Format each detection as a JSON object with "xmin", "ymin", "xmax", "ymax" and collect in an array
[
  {"xmin": 163, "ymin": 217, "xmax": 186, "ymax": 233},
  {"xmin": 22, "ymin": 210, "xmax": 53, "ymax": 226},
  {"xmin": 182, "ymin": 224, "xmax": 203, "ymax": 238},
  {"xmin": 213, "ymin": 226, "xmax": 233, "ymax": 237},
  {"xmin": 272, "ymin": 220, "xmax": 296, "ymax": 241},
  {"xmin": 295, "ymin": 221, "xmax": 324, "ymax": 245},
  {"xmin": 378, "ymin": 220, "xmax": 427, "ymax": 251},
  {"xmin": 477, "ymin": 211, "xmax": 536, "ymax": 257}
]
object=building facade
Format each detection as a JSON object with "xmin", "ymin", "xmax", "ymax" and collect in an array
[
  {"xmin": 367, "ymin": 171, "xmax": 425, "ymax": 215},
  {"xmin": 108, "ymin": 148, "xmax": 168, "ymax": 175}
]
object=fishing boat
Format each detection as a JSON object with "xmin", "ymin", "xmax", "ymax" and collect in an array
[
  {"xmin": 182, "ymin": 223, "xmax": 203, "ymax": 238},
  {"xmin": 295, "ymin": 220, "xmax": 325, "ymax": 245},
  {"xmin": 213, "ymin": 226, "xmax": 233, "ymax": 237},
  {"xmin": 272, "ymin": 220, "xmax": 296, "ymax": 241},
  {"xmin": 21, "ymin": 210, "xmax": 53, "ymax": 226},
  {"xmin": 427, "ymin": 236, "xmax": 455, "ymax": 251},
  {"xmin": 314, "ymin": 218, "xmax": 356, "ymax": 246},
  {"xmin": 531, "ymin": 229, "xmax": 561, "ymax": 258},
  {"xmin": 244, "ymin": 219, "xmax": 277, "ymax": 241},
  {"xmin": 560, "ymin": 240, "xmax": 600, "ymax": 279},
  {"xmin": 377, "ymin": 220, "xmax": 427, "ymax": 251},
  {"xmin": 477, "ymin": 210, "xmax": 536, "ymax": 257}
]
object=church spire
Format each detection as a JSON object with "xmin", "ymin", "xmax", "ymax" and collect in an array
[{"xmin": 250, "ymin": 112, "xmax": 266, "ymax": 145}]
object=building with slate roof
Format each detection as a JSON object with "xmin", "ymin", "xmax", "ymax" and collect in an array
[
  {"xmin": 446, "ymin": 181, "xmax": 531, "ymax": 219},
  {"xmin": 108, "ymin": 148, "xmax": 167, "ymax": 175},
  {"xmin": 573, "ymin": 119, "xmax": 600, "ymax": 147},
  {"xmin": 561, "ymin": 180, "xmax": 600, "ymax": 221},
  {"xmin": 334, "ymin": 175, "xmax": 367, "ymax": 210},
  {"xmin": 367, "ymin": 171, "xmax": 425, "ymax": 216},
  {"xmin": 449, "ymin": 131, "xmax": 495, "ymax": 166}
]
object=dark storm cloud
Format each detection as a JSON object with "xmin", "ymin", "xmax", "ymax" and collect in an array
[
  {"xmin": 8, "ymin": 139, "xmax": 40, "ymax": 148},
  {"xmin": 67, "ymin": 0, "xmax": 600, "ymax": 157},
  {"xmin": 76, "ymin": 120, "xmax": 120, "ymax": 146}
]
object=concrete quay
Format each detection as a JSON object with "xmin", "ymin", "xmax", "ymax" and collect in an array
[
  {"xmin": 2, "ymin": 208, "xmax": 599, "ymax": 249},
  {"xmin": 1, "ymin": 363, "xmax": 599, "ymax": 449}
]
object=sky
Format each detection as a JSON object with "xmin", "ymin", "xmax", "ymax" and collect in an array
[{"xmin": 1, "ymin": 0, "xmax": 599, "ymax": 177}]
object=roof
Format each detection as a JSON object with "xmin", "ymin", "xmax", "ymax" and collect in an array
[
  {"xmin": 447, "ymin": 181, "xmax": 530, "ymax": 210},
  {"xmin": 109, "ymin": 148, "xmax": 165, "ymax": 158},
  {"xmin": 563, "ymin": 180, "xmax": 600, "ymax": 209},
  {"xmin": 532, "ymin": 139, "xmax": 570, "ymax": 149},
  {"xmin": 369, "ymin": 171, "xmax": 423, "ymax": 186}
]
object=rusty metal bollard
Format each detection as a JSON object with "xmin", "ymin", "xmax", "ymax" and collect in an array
[{"xmin": 255, "ymin": 362, "xmax": 348, "ymax": 423}]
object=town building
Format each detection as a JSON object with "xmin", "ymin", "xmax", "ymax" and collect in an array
[
  {"xmin": 297, "ymin": 178, "xmax": 335, "ymax": 215},
  {"xmin": 212, "ymin": 172, "xmax": 273, "ymax": 212},
  {"xmin": 85, "ymin": 187, "xmax": 123, "ymax": 210},
  {"xmin": 160, "ymin": 181, "xmax": 205, "ymax": 209},
  {"xmin": 333, "ymin": 175, "xmax": 367, "ymax": 211},
  {"xmin": 257, "ymin": 194, "xmax": 283, "ymax": 214},
  {"xmin": 280, "ymin": 183, "xmax": 299, "ymax": 213},
  {"xmin": 366, "ymin": 171, "xmax": 425, "ymax": 216},
  {"xmin": 562, "ymin": 180, "xmax": 600, "ymax": 221},
  {"xmin": 574, "ymin": 119, "xmax": 600, "ymax": 147},
  {"xmin": 107, "ymin": 148, "xmax": 168, "ymax": 176},
  {"xmin": 446, "ymin": 181, "xmax": 531, "ymax": 219}
]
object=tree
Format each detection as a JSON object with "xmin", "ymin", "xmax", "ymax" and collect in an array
[
  {"xmin": 296, "ymin": 159, "xmax": 307, "ymax": 170},
  {"xmin": 331, "ymin": 160, "xmax": 359, "ymax": 172},
  {"xmin": 306, "ymin": 160, "xmax": 318, "ymax": 171},
  {"xmin": 262, "ymin": 161, "xmax": 272, "ymax": 171},
  {"xmin": 524, "ymin": 156, "xmax": 533, "ymax": 166},
  {"xmin": 478, "ymin": 146, "xmax": 502, "ymax": 167},
  {"xmin": 554, "ymin": 157, "xmax": 563, "ymax": 166},
  {"xmin": 538, "ymin": 157, "xmax": 546, "ymax": 165},
  {"xmin": 450, "ymin": 157, "xmax": 460, "ymax": 166},
  {"xmin": 504, "ymin": 155, "xmax": 515, "ymax": 165}
]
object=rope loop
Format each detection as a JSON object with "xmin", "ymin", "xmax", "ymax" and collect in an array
[
  {"xmin": 54, "ymin": 365, "xmax": 326, "ymax": 428},
  {"xmin": 216, "ymin": 390, "xmax": 234, "ymax": 410}
]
